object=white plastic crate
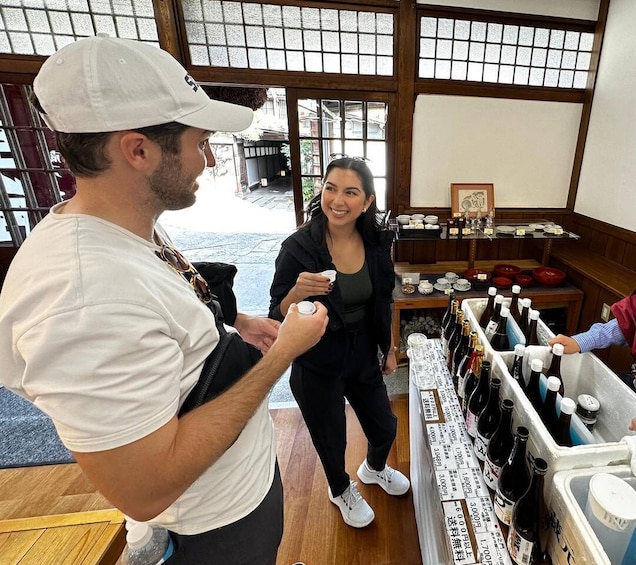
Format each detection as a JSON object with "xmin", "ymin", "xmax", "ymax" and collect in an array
[
  {"xmin": 461, "ymin": 298, "xmax": 634, "ymax": 485},
  {"xmin": 547, "ymin": 465, "xmax": 636, "ymax": 565}
]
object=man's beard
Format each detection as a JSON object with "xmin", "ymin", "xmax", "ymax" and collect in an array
[{"xmin": 148, "ymin": 152, "xmax": 198, "ymax": 211}]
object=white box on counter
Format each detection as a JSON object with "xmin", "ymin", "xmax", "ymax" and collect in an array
[
  {"xmin": 547, "ymin": 465, "xmax": 636, "ymax": 565},
  {"xmin": 461, "ymin": 298, "xmax": 634, "ymax": 486}
]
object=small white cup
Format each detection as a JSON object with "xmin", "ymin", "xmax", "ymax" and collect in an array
[
  {"xmin": 445, "ymin": 272, "xmax": 459, "ymax": 283},
  {"xmin": 321, "ymin": 269, "xmax": 337, "ymax": 282},
  {"xmin": 297, "ymin": 301, "xmax": 316, "ymax": 316},
  {"xmin": 455, "ymin": 278, "xmax": 470, "ymax": 288},
  {"xmin": 436, "ymin": 277, "xmax": 450, "ymax": 288}
]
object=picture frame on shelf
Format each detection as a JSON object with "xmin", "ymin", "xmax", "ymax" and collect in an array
[{"xmin": 450, "ymin": 183, "xmax": 495, "ymax": 218}]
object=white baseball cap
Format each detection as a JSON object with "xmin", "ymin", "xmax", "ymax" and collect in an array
[{"xmin": 34, "ymin": 34, "xmax": 254, "ymax": 134}]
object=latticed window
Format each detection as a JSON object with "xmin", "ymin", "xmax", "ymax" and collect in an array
[
  {"xmin": 418, "ymin": 15, "xmax": 594, "ymax": 88},
  {"xmin": 182, "ymin": 1, "xmax": 395, "ymax": 76},
  {"xmin": 0, "ymin": 0, "xmax": 159, "ymax": 55}
]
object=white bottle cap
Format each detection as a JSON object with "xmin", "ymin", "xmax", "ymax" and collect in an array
[
  {"xmin": 488, "ymin": 286, "xmax": 497, "ymax": 296},
  {"xmin": 547, "ymin": 376, "xmax": 561, "ymax": 391},
  {"xmin": 297, "ymin": 301, "xmax": 316, "ymax": 316},
  {"xmin": 500, "ymin": 306, "xmax": 510, "ymax": 317},
  {"xmin": 521, "ymin": 298, "xmax": 532, "ymax": 307},
  {"xmin": 512, "ymin": 284, "xmax": 521, "ymax": 294},
  {"xmin": 531, "ymin": 358, "xmax": 544, "ymax": 372},
  {"xmin": 560, "ymin": 397, "xmax": 576, "ymax": 415},
  {"xmin": 552, "ymin": 343, "xmax": 564, "ymax": 356},
  {"xmin": 514, "ymin": 343, "xmax": 526, "ymax": 356},
  {"xmin": 494, "ymin": 294, "xmax": 504, "ymax": 304},
  {"xmin": 529, "ymin": 309, "xmax": 540, "ymax": 320},
  {"xmin": 126, "ymin": 523, "xmax": 153, "ymax": 549}
]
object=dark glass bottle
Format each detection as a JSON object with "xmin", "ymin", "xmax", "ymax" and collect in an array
[
  {"xmin": 446, "ymin": 309, "xmax": 464, "ymax": 368},
  {"xmin": 484, "ymin": 294, "xmax": 504, "ymax": 340},
  {"xmin": 494, "ymin": 426, "xmax": 531, "ymax": 526},
  {"xmin": 466, "ymin": 359, "xmax": 491, "ymax": 439},
  {"xmin": 459, "ymin": 344, "xmax": 483, "ymax": 411},
  {"xmin": 507, "ymin": 457, "xmax": 549, "ymax": 565},
  {"xmin": 478, "ymin": 286, "xmax": 497, "ymax": 329},
  {"xmin": 547, "ymin": 343, "xmax": 565, "ymax": 396},
  {"xmin": 474, "ymin": 376, "xmax": 502, "ymax": 462},
  {"xmin": 441, "ymin": 291, "xmax": 457, "ymax": 333},
  {"xmin": 541, "ymin": 376, "xmax": 561, "ymax": 438},
  {"xmin": 489, "ymin": 306, "xmax": 511, "ymax": 351},
  {"xmin": 442, "ymin": 300, "xmax": 459, "ymax": 354},
  {"xmin": 525, "ymin": 358, "xmax": 544, "ymax": 411},
  {"xmin": 555, "ymin": 397, "xmax": 575, "ymax": 447},
  {"xmin": 456, "ymin": 331, "xmax": 478, "ymax": 398},
  {"xmin": 511, "ymin": 343, "xmax": 526, "ymax": 390},
  {"xmin": 451, "ymin": 320, "xmax": 471, "ymax": 386},
  {"xmin": 525, "ymin": 309, "xmax": 541, "ymax": 346},
  {"xmin": 483, "ymin": 398, "xmax": 515, "ymax": 491},
  {"xmin": 519, "ymin": 298, "xmax": 532, "ymax": 336},
  {"xmin": 510, "ymin": 284, "xmax": 522, "ymax": 323}
]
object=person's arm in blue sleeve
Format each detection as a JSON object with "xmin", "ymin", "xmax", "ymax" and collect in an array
[{"xmin": 549, "ymin": 318, "xmax": 627, "ymax": 354}]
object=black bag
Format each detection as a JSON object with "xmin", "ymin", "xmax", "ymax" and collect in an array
[{"xmin": 178, "ymin": 269, "xmax": 262, "ymax": 417}]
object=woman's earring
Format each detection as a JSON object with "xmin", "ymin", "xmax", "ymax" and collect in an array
[{"xmin": 362, "ymin": 207, "xmax": 367, "ymax": 213}]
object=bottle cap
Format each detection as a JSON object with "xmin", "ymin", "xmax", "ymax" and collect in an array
[
  {"xmin": 488, "ymin": 286, "xmax": 497, "ymax": 296},
  {"xmin": 297, "ymin": 301, "xmax": 316, "ymax": 316},
  {"xmin": 531, "ymin": 358, "xmax": 544, "ymax": 372},
  {"xmin": 512, "ymin": 284, "xmax": 521, "ymax": 294},
  {"xmin": 576, "ymin": 394, "xmax": 601, "ymax": 417},
  {"xmin": 521, "ymin": 298, "xmax": 532, "ymax": 307},
  {"xmin": 552, "ymin": 343, "xmax": 565, "ymax": 356},
  {"xmin": 514, "ymin": 343, "xmax": 526, "ymax": 356},
  {"xmin": 126, "ymin": 523, "xmax": 153, "ymax": 549},
  {"xmin": 529, "ymin": 309, "xmax": 540, "ymax": 320},
  {"xmin": 547, "ymin": 376, "xmax": 561, "ymax": 391},
  {"xmin": 500, "ymin": 306, "xmax": 510, "ymax": 317},
  {"xmin": 494, "ymin": 294, "xmax": 504, "ymax": 303},
  {"xmin": 560, "ymin": 397, "xmax": 576, "ymax": 415}
]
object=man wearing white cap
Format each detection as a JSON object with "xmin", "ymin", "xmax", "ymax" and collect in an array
[{"xmin": 0, "ymin": 35, "xmax": 328, "ymax": 563}]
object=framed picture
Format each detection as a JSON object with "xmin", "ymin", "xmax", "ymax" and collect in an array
[{"xmin": 450, "ymin": 183, "xmax": 495, "ymax": 218}]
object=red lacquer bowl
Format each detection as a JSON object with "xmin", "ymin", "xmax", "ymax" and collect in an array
[
  {"xmin": 515, "ymin": 273, "xmax": 533, "ymax": 288},
  {"xmin": 532, "ymin": 267, "xmax": 566, "ymax": 286},
  {"xmin": 492, "ymin": 276, "xmax": 513, "ymax": 289},
  {"xmin": 494, "ymin": 264, "xmax": 521, "ymax": 278}
]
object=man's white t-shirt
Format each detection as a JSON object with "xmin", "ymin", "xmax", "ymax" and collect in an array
[{"xmin": 0, "ymin": 203, "xmax": 275, "ymax": 534}]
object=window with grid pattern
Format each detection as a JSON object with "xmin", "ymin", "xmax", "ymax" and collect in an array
[
  {"xmin": 182, "ymin": 1, "xmax": 394, "ymax": 76},
  {"xmin": 0, "ymin": 0, "xmax": 159, "ymax": 56},
  {"xmin": 418, "ymin": 16, "xmax": 594, "ymax": 88}
]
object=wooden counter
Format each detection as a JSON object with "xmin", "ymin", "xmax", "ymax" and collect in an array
[{"xmin": 0, "ymin": 509, "xmax": 125, "ymax": 565}]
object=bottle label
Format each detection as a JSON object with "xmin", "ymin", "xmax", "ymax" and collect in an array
[
  {"xmin": 465, "ymin": 410, "xmax": 477, "ymax": 438},
  {"xmin": 507, "ymin": 527, "xmax": 534, "ymax": 565},
  {"xmin": 456, "ymin": 374, "xmax": 465, "ymax": 401},
  {"xmin": 494, "ymin": 489, "xmax": 514, "ymax": 525},
  {"xmin": 473, "ymin": 432, "xmax": 490, "ymax": 461},
  {"xmin": 483, "ymin": 458, "xmax": 501, "ymax": 490},
  {"xmin": 485, "ymin": 320, "xmax": 498, "ymax": 340}
]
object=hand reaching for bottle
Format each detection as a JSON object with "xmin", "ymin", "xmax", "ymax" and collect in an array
[{"xmin": 547, "ymin": 334, "xmax": 581, "ymax": 354}]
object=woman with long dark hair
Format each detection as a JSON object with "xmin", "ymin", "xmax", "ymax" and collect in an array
[{"xmin": 269, "ymin": 157, "xmax": 409, "ymax": 528}]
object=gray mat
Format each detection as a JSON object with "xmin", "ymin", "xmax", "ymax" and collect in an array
[{"xmin": 0, "ymin": 387, "xmax": 74, "ymax": 468}]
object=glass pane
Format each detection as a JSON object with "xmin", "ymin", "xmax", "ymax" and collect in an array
[
  {"xmin": 421, "ymin": 17, "xmax": 437, "ymax": 38},
  {"xmin": 469, "ymin": 42, "xmax": 485, "ymax": 62},
  {"xmin": 321, "ymin": 100, "xmax": 341, "ymax": 138},
  {"xmin": 344, "ymin": 101, "xmax": 364, "ymax": 139},
  {"xmin": 564, "ymin": 31, "xmax": 579, "ymax": 50},
  {"xmin": 246, "ymin": 26, "xmax": 265, "ymax": 48},
  {"xmin": 519, "ymin": 26, "xmax": 534, "ymax": 46},
  {"xmin": 437, "ymin": 39, "xmax": 452, "ymax": 59},
  {"xmin": 367, "ymin": 141, "xmax": 386, "ymax": 175},
  {"xmin": 561, "ymin": 51, "xmax": 576, "ymax": 70},
  {"xmin": 503, "ymin": 25, "xmax": 518, "ymax": 45},
  {"xmin": 467, "ymin": 62, "xmax": 483, "ymax": 81},
  {"xmin": 374, "ymin": 177, "xmax": 386, "ymax": 211},
  {"xmin": 579, "ymin": 33, "xmax": 594, "ymax": 51},
  {"xmin": 486, "ymin": 23, "xmax": 502, "ymax": 43},
  {"xmin": 455, "ymin": 20, "xmax": 470, "ymax": 41},
  {"xmin": 302, "ymin": 7, "xmax": 320, "ymax": 30},
  {"xmin": 438, "ymin": 18, "xmax": 453, "ymax": 39},
  {"xmin": 512, "ymin": 65, "xmax": 528, "ymax": 85},
  {"xmin": 298, "ymin": 99, "xmax": 318, "ymax": 137},
  {"xmin": 343, "ymin": 140, "xmax": 363, "ymax": 157},
  {"xmin": 341, "ymin": 54, "xmax": 357, "ymax": 74},
  {"xmin": 367, "ymin": 102, "xmax": 387, "ymax": 141},
  {"xmin": 573, "ymin": 70, "xmax": 588, "ymax": 88},
  {"xmin": 305, "ymin": 51, "xmax": 322, "ymax": 71},
  {"xmin": 421, "ymin": 37, "xmax": 435, "ymax": 58},
  {"xmin": 286, "ymin": 50, "xmax": 304, "ymax": 71},
  {"xmin": 435, "ymin": 59, "xmax": 451, "ymax": 79},
  {"xmin": 419, "ymin": 58, "xmax": 434, "ymax": 78},
  {"xmin": 304, "ymin": 29, "xmax": 320, "ymax": 51},
  {"xmin": 500, "ymin": 64, "xmax": 514, "ymax": 83},
  {"xmin": 453, "ymin": 40, "xmax": 468, "ymax": 60},
  {"xmin": 531, "ymin": 48, "xmax": 547, "ymax": 67},
  {"xmin": 265, "ymin": 27, "xmax": 284, "ymax": 49},
  {"xmin": 549, "ymin": 29, "xmax": 565, "ymax": 49},
  {"xmin": 323, "ymin": 52, "xmax": 340, "ymax": 73},
  {"xmin": 470, "ymin": 21, "xmax": 486, "ymax": 42},
  {"xmin": 529, "ymin": 67, "xmax": 545, "ymax": 86},
  {"xmin": 516, "ymin": 46, "xmax": 531, "ymax": 66},
  {"xmin": 500, "ymin": 44, "xmax": 516, "ymax": 65},
  {"xmin": 451, "ymin": 60, "xmax": 467, "ymax": 80}
]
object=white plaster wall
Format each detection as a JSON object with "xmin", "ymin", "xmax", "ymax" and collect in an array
[
  {"xmin": 410, "ymin": 95, "xmax": 582, "ymax": 209},
  {"xmin": 416, "ymin": 0, "xmax": 599, "ymax": 20},
  {"xmin": 575, "ymin": 0, "xmax": 636, "ymax": 232}
]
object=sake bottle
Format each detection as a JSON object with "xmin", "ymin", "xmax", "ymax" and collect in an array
[
  {"xmin": 547, "ymin": 343, "xmax": 565, "ymax": 396},
  {"xmin": 460, "ymin": 344, "xmax": 484, "ymax": 413},
  {"xmin": 484, "ymin": 398, "xmax": 514, "ymax": 491},
  {"xmin": 479, "ymin": 286, "xmax": 497, "ymax": 328},
  {"xmin": 451, "ymin": 320, "xmax": 471, "ymax": 388},
  {"xmin": 489, "ymin": 306, "xmax": 511, "ymax": 351},
  {"xmin": 485, "ymin": 295, "xmax": 504, "ymax": 340},
  {"xmin": 441, "ymin": 290, "xmax": 457, "ymax": 332},
  {"xmin": 509, "ymin": 284, "xmax": 522, "ymax": 323},
  {"xmin": 525, "ymin": 309, "xmax": 541, "ymax": 346},
  {"xmin": 507, "ymin": 457, "xmax": 549, "ymax": 565},
  {"xmin": 456, "ymin": 331, "xmax": 478, "ymax": 397},
  {"xmin": 510, "ymin": 343, "xmax": 526, "ymax": 390},
  {"xmin": 519, "ymin": 298, "xmax": 532, "ymax": 335},
  {"xmin": 474, "ymin": 376, "xmax": 502, "ymax": 462},
  {"xmin": 541, "ymin": 376, "xmax": 562, "ymax": 437},
  {"xmin": 442, "ymin": 299, "xmax": 459, "ymax": 354},
  {"xmin": 494, "ymin": 426, "xmax": 531, "ymax": 526},
  {"xmin": 525, "ymin": 358, "xmax": 544, "ymax": 411},
  {"xmin": 446, "ymin": 310, "xmax": 464, "ymax": 368},
  {"xmin": 466, "ymin": 359, "xmax": 491, "ymax": 439},
  {"xmin": 555, "ymin": 397, "xmax": 575, "ymax": 447}
]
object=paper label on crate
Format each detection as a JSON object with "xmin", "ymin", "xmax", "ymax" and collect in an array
[
  {"xmin": 436, "ymin": 469, "xmax": 464, "ymax": 500},
  {"xmin": 442, "ymin": 500, "xmax": 476, "ymax": 564},
  {"xmin": 447, "ymin": 422, "xmax": 471, "ymax": 446},
  {"xmin": 420, "ymin": 390, "xmax": 440, "ymax": 421},
  {"xmin": 427, "ymin": 423, "xmax": 452, "ymax": 445},
  {"xmin": 432, "ymin": 444, "xmax": 458, "ymax": 470},
  {"xmin": 466, "ymin": 496, "xmax": 500, "ymax": 533},
  {"xmin": 474, "ymin": 532, "xmax": 512, "ymax": 565},
  {"xmin": 452, "ymin": 443, "xmax": 480, "ymax": 469},
  {"xmin": 458, "ymin": 468, "xmax": 489, "ymax": 499},
  {"xmin": 444, "ymin": 402, "xmax": 466, "ymax": 425}
]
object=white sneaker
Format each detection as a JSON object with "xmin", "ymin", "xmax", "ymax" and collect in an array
[
  {"xmin": 328, "ymin": 481, "xmax": 375, "ymax": 528},
  {"xmin": 357, "ymin": 460, "xmax": 410, "ymax": 496}
]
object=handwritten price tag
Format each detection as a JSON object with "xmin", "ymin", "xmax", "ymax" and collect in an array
[{"xmin": 515, "ymin": 228, "xmax": 526, "ymax": 236}]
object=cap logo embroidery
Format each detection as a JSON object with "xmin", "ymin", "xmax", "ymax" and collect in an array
[{"xmin": 184, "ymin": 74, "xmax": 199, "ymax": 92}]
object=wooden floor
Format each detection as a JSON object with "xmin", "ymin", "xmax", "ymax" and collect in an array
[{"xmin": 0, "ymin": 394, "xmax": 422, "ymax": 565}]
